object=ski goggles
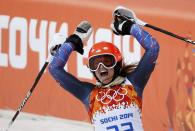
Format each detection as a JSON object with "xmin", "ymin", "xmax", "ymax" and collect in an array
[{"xmin": 88, "ymin": 54, "xmax": 117, "ymax": 71}]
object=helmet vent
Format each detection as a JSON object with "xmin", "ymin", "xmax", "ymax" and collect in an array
[
  {"xmin": 103, "ymin": 47, "xmax": 109, "ymax": 50},
  {"xmin": 96, "ymin": 49, "xmax": 101, "ymax": 53}
]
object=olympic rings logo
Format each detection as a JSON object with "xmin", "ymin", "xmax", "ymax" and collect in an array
[{"xmin": 96, "ymin": 87, "xmax": 128, "ymax": 104}]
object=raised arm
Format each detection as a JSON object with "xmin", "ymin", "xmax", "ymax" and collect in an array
[
  {"xmin": 48, "ymin": 21, "xmax": 94, "ymax": 108},
  {"xmin": 111, "ymin": 7, "xmax": 160, "ymax": 98},
  {"xmin": 127, "ymin": 24, "xmax": 159, "ymax": 97}
]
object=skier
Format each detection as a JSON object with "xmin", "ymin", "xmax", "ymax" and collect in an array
[{"xmin": 48, "ymin": 7, "xmax": 159, "ymax": 131}]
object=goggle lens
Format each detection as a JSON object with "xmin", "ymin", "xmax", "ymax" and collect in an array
[{"xmin": 89, "ymin": 54, "xmax": 116, "ymax": 71}]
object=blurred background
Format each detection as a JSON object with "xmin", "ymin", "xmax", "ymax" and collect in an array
[{"xmin": 0, "ymin": 0, "xmax": 195, "ymax": 131}]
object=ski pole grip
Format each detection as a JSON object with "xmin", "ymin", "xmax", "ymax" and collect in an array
[{"xmin": 46, "ymin": 54, "xmax": 53, "ymax": 63}]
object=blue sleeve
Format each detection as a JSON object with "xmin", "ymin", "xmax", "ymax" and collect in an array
[
  {"xmin": 48, "ymin": 42, "xmax": 94, "ymax": 108},
  {"xmin": 127, "ymin": 24, "xmax": 160, "ymax": 98}
]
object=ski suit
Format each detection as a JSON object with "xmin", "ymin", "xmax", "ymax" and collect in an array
[{"xmin": 48, "ymin": 24, "xmax": 159, "ymax": 131}]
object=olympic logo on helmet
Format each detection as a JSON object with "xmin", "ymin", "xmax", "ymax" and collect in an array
[{"xmin": 95, "ymin": 87, "xmax": 128, "ymax": 104}]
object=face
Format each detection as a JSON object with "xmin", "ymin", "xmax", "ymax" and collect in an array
[{"xmin": 95, "ymin": 64, "xmax": 115, "ymax": 85}]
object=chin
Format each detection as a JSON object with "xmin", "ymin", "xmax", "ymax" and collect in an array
[
  {"xmin": 102, "ymin": 81, "xmax": 109, "ymax": 85},
  {"xmin": 101, "ymin": 78, "xmax": 112, "ymax": 85}
]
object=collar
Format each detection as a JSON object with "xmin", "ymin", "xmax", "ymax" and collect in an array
[{"xmin": 95, "ymin": 76, "xmax": 125, "ymax": 88}]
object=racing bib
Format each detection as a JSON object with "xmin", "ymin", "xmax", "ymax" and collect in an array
[{"xmin": 89, "ymin": 79, "xmax": 143, "ymax": 131}]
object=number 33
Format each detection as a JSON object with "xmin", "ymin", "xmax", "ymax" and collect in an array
[{"xmin": 106, "ymin": 122, "xmax": 133, "ymax": 131}]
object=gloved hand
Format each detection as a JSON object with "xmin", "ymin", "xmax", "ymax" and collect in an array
[
  {"xmin": 48, "ymin": 33, "xmax": 66, "ymax": 56},
  {"xmin": 111, "ymin": 6, "xmax": 136, "ymax": 35},
  {"xmin": 66, "ymin": 21, "xmax": 93, "ymax": 55}
]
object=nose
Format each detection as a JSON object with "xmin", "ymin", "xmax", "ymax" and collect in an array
[{"xmin": 99, "ymin": 63, "xmax": 106, "ymax": 70}]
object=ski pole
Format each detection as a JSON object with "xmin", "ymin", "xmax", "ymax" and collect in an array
[
  {"xmin": 114, "ymin": 6, "xmax": 195, "ymax": 45},
  {"xmin": 4, "ymin": 56, "xmax": 52, "ymax": 131}
]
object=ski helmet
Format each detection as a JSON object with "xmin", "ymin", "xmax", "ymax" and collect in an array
[
  {"xmin": 88, "ymin": 41, "xmax": 123, "ymax": 84},
  {"xmin": 88, "ymin": 41, "xmax": 122, "ymax": 63}
]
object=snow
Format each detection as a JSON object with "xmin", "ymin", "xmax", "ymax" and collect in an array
[{"xmin": 0, "ymin": 109, "xmax": 94, "ymax": 131}]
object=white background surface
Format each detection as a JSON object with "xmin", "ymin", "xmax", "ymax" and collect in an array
[{"xmin": 0, "ymin": 109, "xmax": 94, "ymax": 131}]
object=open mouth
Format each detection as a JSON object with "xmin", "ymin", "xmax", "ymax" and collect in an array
[{"xmin": 100, "ymin": 71, "xmax": 108, "ymax": 76}]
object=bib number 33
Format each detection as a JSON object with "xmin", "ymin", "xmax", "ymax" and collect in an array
[{"xmin": 106, "ymin": 122, "xmax": 133, "ymax": 131}]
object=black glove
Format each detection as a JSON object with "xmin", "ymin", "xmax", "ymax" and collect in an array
[
  {"xmin": 111, "ymin": 6, "xmax": 136, "ymax": 35},
  {"xmin": 112, "ymin": 16, "xmax": 134, "ymax": 35},
  {"xmin": 65, "ymin": 34, "xmax": 83, "ymax": 54},
  {"xmin": 66, "ymin": 21, "xmax": 93, "ymax": 55}
]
